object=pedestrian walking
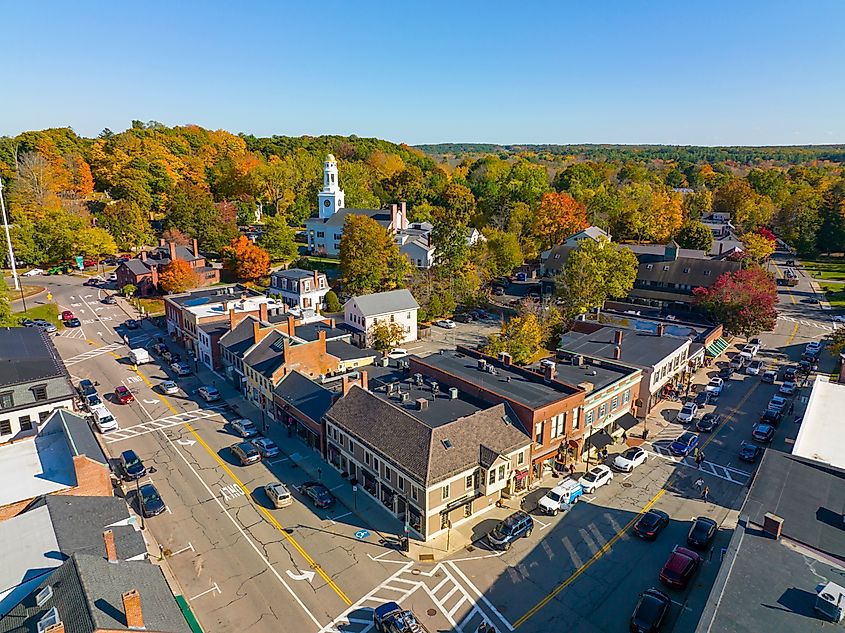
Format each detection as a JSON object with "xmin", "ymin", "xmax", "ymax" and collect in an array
[
  {"xmin": 695, "ymin": 452, "xmax": 704, "ymax": 468},
  {"xmin": 317, "ymin": 467, "xmax": 322, "ymax": 481},
  {"xmin": 788, "ymin": 401, "xmax": 795, "ymax": 414},
  {"xmin": 122, "ymin": 334, "xmax": 129, "ymax": 346},
  {"xmin": 702, "ymin": 486, "xmax": 710, "ymax": 502},
  {"xmin": 569, "ymin": 463, "xmax": 576, "ymax": 476},
  {"xmin": 694, "ymin": 477, "xmax": 705, "ymax": 491},
  {"xmin": 622, "ymin": 430, "xmax": 628, "ymax": 443},
  {"xmin": 692, "ymin": 447, "xmax": 699, "ymax": 459}
]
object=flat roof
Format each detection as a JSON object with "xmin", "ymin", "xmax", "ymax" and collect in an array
[
  {"xmin": 792, "ymin": 376, "xmax": 845, "ymax": 469},
  {"xmin": 533, "ymin": 358, "xmax": 637, "ymax": 392},
  {"xmin": 413, "ymin": 350, "xmax": 579, "ymax": 408},
  {"xmin": 0, "ymin": 434, "xmax": 76, "ymax": 507},
  {"xmin": 186, "ymin": 296, "xmax": 280, "ymax": 319},
  {"xmin": 559, "ymin": 323, "xmax": 690, "ymax": 368},
  {"xmin": 165, "ymin": 284, "xmax": 259, "ymax": 307}
]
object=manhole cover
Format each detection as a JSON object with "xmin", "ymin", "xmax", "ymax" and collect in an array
[
  {"xmin": 622, "ymin": 482, "xmax": 633, "ymax": 488},
  {"xmin": 426, "ymin": 609, "xmax": 437, "ymax": 617}
]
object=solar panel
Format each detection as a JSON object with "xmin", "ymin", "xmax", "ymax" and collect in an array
[{"xmin": 184, "ymin": 297, "xmax": 211, "ymax": 307}]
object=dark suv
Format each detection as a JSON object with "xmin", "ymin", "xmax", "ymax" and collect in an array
[{"xmin": 487, "ymin": 511, "xmax": 534, "ymax": 550}]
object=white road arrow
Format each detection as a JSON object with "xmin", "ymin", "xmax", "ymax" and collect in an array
[
  {"xmin": 143, "ymin": 399, "xmax": 159, "ymax": 404},
  {"xmin": 286, "ymin": 569, "xmax": 315, "ymax": 583},
  {"xmin": 176, "ymin": 438, "xmax": 196, "ymax": 446}
]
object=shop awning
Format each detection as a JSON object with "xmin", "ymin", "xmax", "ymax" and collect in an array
[
  {"xmin": 515, "ymin": 469, "xmax": 529, "ymax": 481},
  {"xmin": 705, "ymin": 337, "xmax": 729, "ymax": 357},
  {"xmin": 615, "ymin": 413, "xmax": 639, "ymax": 431},
  {"xmin": 585, "ymin": 430, "xmax": 614, "ymax": 451}
]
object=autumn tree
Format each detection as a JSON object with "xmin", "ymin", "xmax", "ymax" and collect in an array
[
  {"xmin": 694, "ymin": 267, "xmax": 777, "ymax": 338},
  {"xmin": 165, "ymin": 182, "xmax": 237, "ymax": 251},
  {"xmin": 555, "ymin": 237, "xmax": 638, "ymax": 317},
  {"xmin": 713, "ymin": 179, "xmax": 774, "ymax": 232},
  {"xmin": 432, "ymin": 183, "xmax": 477, "ymax": 275},
  {"xmin": 485, "ymin": 313, "xmax": 543, "ymax": 365},
  {"xmin": 482, "ymin": 228, "xmax": 524, "ymax": 279},
  {"xmin": 339, "ymin": 215, "xmax": 411, "ymax": 295},
  {"xmin": 221, "ymin": 235, "xmax": 270, "ymax": 281},
  {"xmin": 532, "ymin": 191, "xmax": 588, "ymax": 251},
  {"xmin": 158, "ymin": 260, "xmax": 200, "ymax": 294},
  {"xmin": 370, "ymin": 321, "xmax": 407, "ymax": 353},
  {"xmin": 677, "ymin": 221, "xmax": 714, "ymax": 252},
  {"xmin": 741, "ymin": 231, "xmax": 776, "ymax": 262},
  {"xmin": 258, "ymin": 213, "xmax": 298, "ymax": 264}
]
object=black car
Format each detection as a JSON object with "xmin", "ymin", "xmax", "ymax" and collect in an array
[
  {"xmin": 633, "ymin": 509, "xmax": 670, "ymax": 540},
  {"xmin": 752, "ymin": 423, "xmax": 775, "ymax": 443},
  {"xmin": 77, "ymin": 379, "xmax": 97, "ymax": 397},
  {"xmin": 739, "ymin": 441, "xmax": 763, "ymax": 463},
  {"xmin": 718, "ymin": 366, "xmax": 732, "ymax": 378},
  {"xmin": 161, "ymin": 349, "xmax": 174, "ymax": 362},
  {"xmin": 120, "ymin": 449, "xmax": 147, "ymax": 480},
  {"xmin": 630, "ymin": 588, "xmax": 670, "ymax": 633},
  {"xmin": 138, "ymin": 483, "xmax": 166, "ymax": 517},
  {"xmin": 124, "ymin": 319, "xmax": 139, "ymax": 330},
  {"xmin": 760, "ymin": 408, "xmax": 782, "ymax": 426},
  {"xmin": 299, "ymin": 481, "xmax": 336, "ymax": 509},
  {"xmin": 687, "ymin": 516, "xmax": 717, "ymax": 549},
  {"xmin": 693, "ymin": 391, "xmax": 710, "ymax": 407},
  {"xmin": 783, "ymin": 366, "xmax": 798, "ymax": 381},
  {"xmin": 453, "ymin": 314, "xmax": 472, "ymax": 323},
  {"xmin": 487, "ymin": 510, "xmax": 534, "ymax": 550},
  {"xmin": 695, "ymin": 413, "xmax": 722, "ymax": 433},
  {"xmin": 64, "ymin": 317, "xmax": 81, "ymax": 327},
  {"xmin": 101, "ymin": 295, "xmax": 117, "ymax": 305}
]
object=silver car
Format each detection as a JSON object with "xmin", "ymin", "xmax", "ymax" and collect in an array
[
  {"xmin": 230, "ymin": 418, "xmax": 259, "ymax": 438},
  {"xmin": 264, "ymin": 482, "xmax": 293, "ymax": 508}
]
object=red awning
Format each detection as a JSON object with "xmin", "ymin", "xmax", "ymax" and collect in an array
[{"xmin": 515, "ymin": 469, "xmax": 529, "ymax": 481}]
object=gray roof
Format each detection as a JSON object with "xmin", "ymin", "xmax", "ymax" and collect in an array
[
  {"xmin": 533, "ymin": 357, "xmax": 638, "ymax": 393},
  {"xmin": 150, "ymin": 244, "xmax": 200, "ymax": 263},
  {"xmin": 197, "ymin": 321, "xmax": 230, "ymax": 336},
  {"xmin": 0, "ymin": 553, "xmax": 190, "ymax": 633},
  {"xmin": 219, "ymin": 316, "xmax": 258, "ymax": 359},
  {"xmin": 558, "ymin": 323, "xmax": 690, "ymax": 369},
  {"xmin": 166, "ymin": 284, "xmax": 257, "ymax": 307},
  {"xmin": 346, "ymin": 289, "xmax": 419, "ymax": 317},
  {"xmin": 243, "ymin": 331, "xmax": 286, "ymax": 379},
  {"xmin": 326, "ymin": 387, "xmax": 529, "ymax": 484},
  {"xmin": 50, "ymin": 410, "xmax": 107, "ymax": 465},
  {"xmin": 626, "ymin": 244, "xmax": 707, "ymax": 260},
  {"xmin": 270, "ymin": 268, "xmax": 319, "ymax": 281},
  {"xmin": 634, "ymin": 256, "xmax": 740, "ymax": 289},
  {"xmin": 294, "ymin": 322, "xmax": 349, "ymax": 343},
  {"xmin": 0, "ymin": 328, "xmax": 67, "ymax": 386},
  {"xmin": 273, "ymin": 371, "xmax": 335, "ymax": 423},
  {"xmin": 326, "ymin": 340, "xmax": 377, "ymax": 362},
  {"xmin": 120, "ymin": 259, "xmax": 150, "ymax": 276}
]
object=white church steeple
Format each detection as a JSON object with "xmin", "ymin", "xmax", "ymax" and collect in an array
[{"xmin": 318, "ymin": 154, "xmax": 345, "ymax": 219}]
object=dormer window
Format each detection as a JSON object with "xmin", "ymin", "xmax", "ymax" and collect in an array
[
  {"xmin": 36, "ymin": 585, "xmax": 53, "ymax": 606},
  {"xmin": 646, "ymin": 264, "xmax": 653, "ymax": 270},
  {"xmin": 683, "ymin": 267, "xmax": 690, "ymax": 273},
  {"xmin": 37, "ymin": 607, "xmax": 60, "ymax": 633}
]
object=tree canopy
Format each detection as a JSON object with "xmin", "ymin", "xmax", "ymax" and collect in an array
[
  {"xmin": 339, "ymin": 214, "xmax": 411, "ymax": 295},
  {"xmin": 694, "ymin": 266, "xmax": 778, "ymax": 338}
]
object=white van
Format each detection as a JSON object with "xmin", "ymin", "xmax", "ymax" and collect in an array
[
  {"xmin": 90, "ymin": 404, "xmax": 118, "ymax": 433},
  {"xmin": 537, "ymin": 478, "xmax": 583, "ymax": 515},
  {"xmin": 129, "ymin": 348, "xmax": 151, "ymax": 365}
]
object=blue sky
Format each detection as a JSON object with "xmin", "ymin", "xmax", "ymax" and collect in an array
[{"xmin": 2, "ymin": 1, "xmax": 843, "ymax": 145}]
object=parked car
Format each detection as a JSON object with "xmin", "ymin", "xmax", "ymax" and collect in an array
[
  {"xmin": 64, "ymin": 317, "xmax": 81, "ymax": 327},
  {"xmin": 768, "ymin": 395, "xmax": 787, "ymax": 412},
  {"xmin": 33, "ymin": 320, "xmax": 57, "ymax": 333},
  {"xmin": 171, "ymin": 362, "xmax": 191, "ymax": 377},
  {"xmin": 114, "ymin": 385, "xmax": 135, "ymax": 404},
  {"xmin": 492, "ymin": 286, "xmax": 505, "ymax": 296},
  {"xmin": 806, "ymin": 341, "xmax": 822, "ymax": 355},
  {"xmin": 752, "ymin": 423, "xmax": 775, "ymax": 443},
  {"xmin": 704, "ymin": 377, "xmax": 724, "ymax": 395},
  {"xmin": 230, "ymin": 418, "xmax": 259, "ymax": 438},
  {"xmin": 693, "ymin": 391, "xmax": 710, "ymax": 407},
  {"xmin": 120, "ymin": 449, "xmax": 147, "ymax": 480},
  {"xmin": 798, "ymin": 359, "xmax": 817, "ymax": 374},
  {"xmin": 85, "ymin": 393, "xmax": 102, "ymax": 409},
  {"xmin": 197, "ymin": 386, "xmax": 220, "ymax": 402},
  {"xmin": 264, "ymin": 482, "xmax": 293, "ymax": 508},
  {"xmin": 739, "ymin": 441, "xmax": 763, "ymax": 463},
  {"xmin": 61, "ymin": 310, "xmax": 75, "ymax": 321},
  {"xmin": 629, "ymin": 588, "xmax": 671, "ymax": 633},
  {"xmin": 22, "ymin": 268, "xmax": 44, "ymax": 276},
  {"xmin": 453, "ymin": 314, "xmax": 472, "ymax": 323},
  {"xmin": 160, "ymin": 380, "xmax": 179, "ymax": 395},
  {"xmin": 687, "ymin": 516, "xmax": 718, "ymax": 549},
  {"xmin": 161, "ymin": 349, "xmax": 174, "ymax": 362},
  {"xmin": 742, "ymin": 342, "xmax": 760, "ymax": 356},
  {"xmin": 486, "ymin": 510, "xmax": 534, "ymax": 550},
  {"xmin": 101, "ymin": 295, "xmax": 117, "ymax": 305},
  {"xmin": 746, "ymin": 360, "xmax": 763, "ymax": 375},
  {"xmin": 90, "ymin": 404, "xmax": 118, "ymax": 433},
  {"xmin": 669, "ymin": 431, "xmax": 700, "ymax": 456},
  {"xmin": 580, "ymin": 465, "xmax": 613, "ymax": 493},
  {"xmin": 373, "ymin": 602, "xmax": 429, "ymax": 633},
  {"xmin": 124, "ymin": 319, "xmax": 139, "ymax": 330},
  {"xmin": 78, "ymin": 379, "xmax": 97, "ymax": 397},
  {"xmin": 718, "ymin": 365, "xmax": 733, "ymax": 378},
  {"xmin": 659, "ymin": 546, "xmax": 702, "ymax": 589},
  {"xmin": 435, "ymin": 319, "xmax": 456, "ymax": 329},
  {"xmin": 696, "ymin": 413, "xmax": 722, "ymax": 433},
  {"xmin": 676, "ymin": 402, "xmax": 698, "ymax": 423},
  {"xmin": 83, "ymin": 277, "xmax": 101, "ymax": 287},
  {"xmin": 21, "ymin": 318, "xmax": 36, "ymax": 327},
  {"xmin": 633, "ymin": 509, "xmax": 670, "ymax": 540},
  {"xmin": 299, "ymin": 481, "xmax": 336, "ymax": 509},
  {"xmin": 230, "ymin": 441, "xmax": 261, "ymax": 466},
  {"xmin": 138, "ymin": 483, "xmax": 166, "ymax": 517},
  {"xmin": 151, "ymin": 342, "xmax": 168, "ymax": 356},
  {"xmin": 760, "ymin": 408, "xmax": 783, "ymax": 426},
  {"xmin": 761, "ymin": 370, "xmax": 777, "ymax": 384},
  {"xmin": 251, "ymin": 437, "xmax": 280, "ymax": 458},
  {"xmin": 779, "ymin": 381, "xmax": 796, "ymax": 396},
  {"xmin": 538, "ymin": 479, "xmax": 583, "ymax": 515},
  {"xmin": 613, "ymin": 447, "xmax": 648, "ymax": 473},
  {"xmin": 783, "ymin": 366, "xmax": 798, "ymax": 381},
  {"xmin": 729, "ymin": 356, "xmax": 746, "ymax": 371}
]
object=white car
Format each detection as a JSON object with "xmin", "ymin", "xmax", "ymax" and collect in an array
[
  {"xmin": 435, "ymin": 319, "xmax": 457, "ymax": 329},
  {"xmin": 746, "ymin": 360, "xmax": 763, "ymax": 375},
  {"xmin": 23, "ymin": 268, "xmax": 44, "ymax": 276},
  {"xmin": 612, "ymin": 447, "xmax": 647, "ymax": 473},
  {"xmin": 704, "ymin": 377, "xmax": 724, "ymax": 395},
  {"xmin": 160, "ymin": 380, "xmax": 179, "ymax": 395},
  {"xmin": 833, "ymin": 315, "xmax": 845, "ymax": 323},
  {"xmin": 580, "ymin": 465, "xmax": 613, "ymax": 493},
  {"xmin": 264, "ymin": 482, "xmax": 293, "ymax": 508},
  {"xmin": 676, "ymin": 402, "xmax": 699, "ymax": 423},
  {"xmin": 198, "ymin": 386, "xmax": 220, "ymax": 402},
  {"xmin": 387, "ymin": 348, "xmax": 409, "ymax": 360},
  {"xmin": 806, "ymin": 341, "xmax": 822, "ymax": 354},
  {"xmin": 742, "ymin": 342, "xmax": 759, "ymax": 356},
  {"xmin": 779, "ymin": 381, "xmax": 796, "ymax": 395}
]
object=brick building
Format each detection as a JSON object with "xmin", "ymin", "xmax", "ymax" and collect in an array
[{"xmin": 115, "ymin": 239, "xmax": 219, "ymax": 296}]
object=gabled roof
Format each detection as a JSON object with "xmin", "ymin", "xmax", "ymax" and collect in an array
[
  {"xmin": 270, "ymin": 268, "xmax": 321, "ymax": 281},
  {"xmin": 219, "ymin": 316, "xmax": 259, "ymax": 359},
  {"xmin": 50, "ymin": 410, "xmax": 107, "ymax": 465},
  {"xmin": 325, "ymin": 340, "xmax": 377, "ymax": 361},
  {"xmin": 346, "ymin": 289, "xmax": 419, "ymax": 317},
  {"xmin": 242, "ymin": 331, "xmax": 287, "ymax": 379},
  {"xmin": 273, "ymin": 371, "xmax": 335, "ymax": 423},
  {"xmin": 635, "ymin": 256, "xmax": 740, "ymax": 288},
  {"xmin": 120, "ymin": 259, "xmax": 150, "ymax": 276},
  {"xmin": 0, "ymin": 328, "xmax": 68, "ymax": 387}
]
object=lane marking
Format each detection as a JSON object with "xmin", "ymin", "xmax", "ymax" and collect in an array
[
  {"xmin": 190, "ymin": 582, "xmax": 221, "ymax": 601},
  {"xmin": 171, "ymin": 542, "xmax": 195, "ymax": 556}
]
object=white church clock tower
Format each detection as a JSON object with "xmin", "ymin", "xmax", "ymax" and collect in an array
[{"xmin": 317, "ymin": 154, "xmax": 345, "ymax": 219}]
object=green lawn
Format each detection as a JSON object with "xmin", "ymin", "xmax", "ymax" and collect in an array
[
  {"xmin": 131, "ymin": 298, "xmax": 165, "ymax": 317},
  {"xmin": 820, "ymin": 283, "xmax": 845, "ymax": 309},
  {"xmin": 13, "ymin": 303, "xmax": 62, "ymax": 326},
  {"xmin": 800, "ymin": 259, "xmax": 845, "ymax": 281}
]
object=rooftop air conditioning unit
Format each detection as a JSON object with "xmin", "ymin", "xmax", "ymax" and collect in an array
[
  {"xmin": 413, "ymin": 373, "xmax": 423, "ymax": 385},
  {"xmin": 487, "ymin": 365, "xmax": 496, "ymax": 374},
  {"xmin": 449, "ymin": 387, "xmax": 458, "ymax": 399},
  {"xmin": 431, "ymin": 382, "xmax": 439, "ymax": 393},
  {"xmin": 400, "ymin": 392, "xmax": 410, "ymax": 403}
]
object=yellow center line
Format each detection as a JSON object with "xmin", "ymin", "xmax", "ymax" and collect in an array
[{"xmin": 129, "ymin": 365, "xmax": 353, "ymax": 606}]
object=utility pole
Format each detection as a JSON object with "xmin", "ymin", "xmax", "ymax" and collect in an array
[{"xmin": 0, "ymin": 177, "xmax": 20, "ymax": 291}]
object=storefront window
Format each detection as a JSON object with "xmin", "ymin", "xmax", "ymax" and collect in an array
[{"xmin": 408, "ymin": 506, "xmax": 422, "ymax": 535}]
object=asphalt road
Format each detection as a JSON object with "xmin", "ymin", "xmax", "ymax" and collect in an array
[{"xmin": 24, "ymin": 253, "xmax": 835, "ymax": 633}]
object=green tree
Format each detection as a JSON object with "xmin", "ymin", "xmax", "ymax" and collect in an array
[
  {"xmin": 370, "ymin": 321, "xmax": 407, "ymax": 353},
  {"xmin": 483, "ymin": 228, "xmax": 523, "ymax": 278},
  {"xmin": 427, "ymin": 294, "xmax": 443, "ymax": 319},
  {"xmin": 432, "ymin": 184, "xmax": 477, "ymax": 275},
  {"xmin": 556, "ymin": 237, "xmax": 638, "ymax": 317},
  {"xmin": 121, "ymin": 283, "xmax": 137, "ymax": 298},
  {"xmin": 259, "ymin": 213, "xmax": 298, "ymax": 264},
  {"xmin": 339, "ymin": 214, "xmax": 410, "ymax": 294},
  {"xmin": 485, "ymin": 313, "xmax": 543, "ymax": 365},
  {"xmin": 681, "ymin": 190, "xmax": 712, "ymax": 220},
  {"xmin": 324, "ymin": 289, "xmax": 342, "ymax": 313},
  {"xmin": 165, "ymin": 182, "xmax": 237, "ymax": 251},
  {"xmin": 676, "ymin": 221, "xmax": 714, "ymax": 252},
  {"xmin": 0, "ymin": 278, "xmax": 14, "ymax": 326},
  {"xmin": 97, "ymin": 200, "xmax": 154, "ymax": 251},
  {"xmin": 75, "ymin": 227, "xmax": 118, "ymax": 261}
]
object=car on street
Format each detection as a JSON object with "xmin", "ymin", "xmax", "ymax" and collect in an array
[
  {"xmin": 537, "ymin": 483, "xmax": 579, "ymax": 516},
  {"xmin": 676, "ymin": 402, "xmax": 698, "ymax": 423},
  {"xmin": 197, "ymin": 386, "xmax": 220, "ymax": 402},
  {"xmin": 78, "ymin": 379, "xmax": 97, "ymax": 397},
  {"xmin": 114, "ymin": 385, "xmax": 135, "ymax": 404},
  {"xmin": 101, "ymin": 295, "xmax": 117, "ymax": 305},
  {"xmin": 373, "ymin": 602, "xmax": 429, "ymax": 633},
  {"xmin": 742, "ymin": 341, "xmax": 760, "ymax": 356},
  {"xmin": 230, "ymin": 441, "xmax": 261, "ymax": 466},
  {"xmin": 151, "ymin": 343, "xmax": 168, "ymax": 356},
  {"xmin": 704, "ymin": 377, "xmax": 724, "ymax": 395},
  {"xmin": 138, "ymin": 483, "xmax": 166, "ymax": 517},
  {"xmin": 746, "ymin": 359, "xmax": 763, "ymax": 375},
  {"xmin": 783, "ymin": 366, "xmax": 798, "ymax": 381},
  {"xmin": 739, "ymin": 441, "xmax": 763, "ymax": 463},
  {"xmin": 22, "ymin": 268, "xmax": 44, "ymax": 276},
  {"xmin": 21, "ymin": 318, "xmax": 35, "ymax": 327},
  {"xmin": 84, "ymin": 393, "xmax": 102, "ymax": 409},
  {"xmin": 696, "ymin": 413, "xmax": 722, "ymax": 433},
  {"xmin": 230, "ymin": 418, "xmax": 259, "ymax": 438},
  {"xmin": 629, "ymin": 587, "xmax": 671, "ymax": 633},
  {"xmin": 768, "ymin": 395, "xmax": 787, "ymax": 412},
  {"xmin": 633, "ymin": 509, "xmax": 670, "ymax": 540},
  {"xmin": 61, "ymin": 310, "xmax": 75, "ymax": 321},
  {"xmin": 387, "ymin": 348, "xmax": 409, "ymax": 360},
  {"xmin": 693, "ymin": 391, "xmax": 710, "ymax": 407},
  {"xmin": 120, "ymin": 449, "xmax": 147, "ymax": 480},
  {"xmin": 718, "ymin": 365, "xmax": 733, "ymax": 378},
  {"xmin": 752, "ymin": 423, "xmax": 775, "ymax": 443},
  {"xmin": 160, "ymin": 380, "xmax": 179, "ymax": 395},
  {"xmin": 833, "ymin": 315, "xmax": 845, "ymax": 323},
  {"xmin": 806, "ymin": 341, "xmax": 822, "ymax": 354},
  {"xmin": 90, "ymin": 404, "xmax": 118, "ymax": 433},
  {"xmin": 613, "ymin": 447, "xmax": 647, "ymax": 473},
  {"xmin": 486, "ymin": 510, "xmax": 533, "ymax": 550},
  {"xmin": 435, "ymin": 319, "xmax": 456, "ymax": 329},
  {"xmin": 161, "ymin": 349, "xmax": 174, "ymax": 362},
  {"xmin": 64, "ymin": 317, "xmax": 81, "ymax": 327},
  {"xmin": 251, "ymin": 437, "xmax": 280, "ymax": 458},
  {"xmin": 171, "ymin": 361, "xmax": 191, "ymax": 377},
  {"xmin": 762, "ymin": 370, "xmax": 777, "ymax": 384},
  {"xmin": 687, "ymin": 516, "xmax": 718, "ymax": 549},
  {"xmin": 124, "ymin": 319, "xmax": 139, "ymax": 330},
  {"xmin": 779, "ymin": 381, "xmax": 796, "ymax": 396},
  {"xmin": 729, "ymin": 356, "xmax": 746, "ymax": 371},
  {"xmin": 33, "ymin": 320, "xmax": 57, "ymax": 333},
  {"xmin": 84, "ymin": 277, "xmax": 102, "ymax": 287},
  {"xmin": 264, "ymin": 482, "xmax": 293, "ymax": 508},
  {"xmin": 802, "ymin": 297, "xmax": 819, "ymax": 304},
  {"xmin": 659, "ymin": 546, "xmax": 701, "ymax": 589},
  {"xmin": 299, "ymin": 481, "xmax": 336, "ymax": 509},
  {"xmin": 760, "ymin": 408, "xmax": 783, "ymax": 426},
  {"xmin": 580, "ymin": 465, "xmax": 613, "ymax": 493},
  {"xmin": 798, "ymin": 359, "xmax": 817, "ymax": 374},
  {"xmin": 669, "ymin": 431, "xmax": 700, "ymax": 456}
]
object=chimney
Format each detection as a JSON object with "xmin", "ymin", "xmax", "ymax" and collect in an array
[
  {"xmin": 360, "ymin": 370, "xmax": 368, "ymax": 392},
  {"xmin": 159, "ymin": 238, "xmax": 165, "ymax": 247},
  {"xmin": 229, "ymin": 308, "xmax": 236, "ymax": 330},
  {"xmin": 614, "ymin": 329, "xmax": 623, "ymax": 345},
  {"xmin": 192, "ymin": 238, "xmax": 199, "ymax": 257},
  {"xmin": 391, "ymin": 203, "xmax": 398, "ymax": 229},
  {"xmin": 44, "ymin": 623, "xmax": 65, "ymax": 633},
  {"xmin": 543, "ymin": 363, "xmax": 555, "ymax": 382},
  {"xmin": 341, "ymin": 375, "xmax": 351, "ymax": 396},
  {"xmin": 499, "ymin": 352, "xmax": 512, "ymax": 366},
  {"xmin": 168, "ymin": 241, "xmax": 177, "ymax": 262},
  {"xmin": 400, "ymin": 202, "xmax": 407, "ymax": 228},
  {"xmin": 762, "ymin": 512, "xmax": 783, "ymax": 539},
  {"xmin": 122, "ymin": 589, "xmax": 145, "ymax": 629},
  {"xmin": 104, "ymin": 529, "xmax": 118, "ymax": 563},
  {"xmin": 313, "ymin": 270, "xmax": 320, "ymax": 287},
  {"xmin": 150, "ymin": 265, "xmax": 159, "ymax": 288},
  {"xmin": 259, "ymin": 302, "xmax": 268, "ymax": 322},
  {"xmin": 719, "ymin": 241, "xmax": 724, "ymax": 255},
  {"xmin": 416, "ymin": 398, "xmax": 428, "ymax": 411},
  {"xmin": 328, "ymin": 317, "xmax": 335, "ymax": 328},
  {"xmin": 252, "ymin": 319, "xmax": 261, "ymax": 344},
  {"xmin": 613, "ymin": 346, "xmax": 622, "ymax": 360},
  {"xmin": 578, "ymin": 381, "xmax": 594, "ymax": 394},
  {"xmin": 656, "ymin": 323, "xmax": 665, "ymax": 337},
  {"xmin": 318, "ymin": 329, "xmax": 327, "ymax": 350},
  {"xmin": 287, "ymin": 315, "xmax": 296, "ymax": 335},
  {"xmin": 140, "ymin": 250, "xmax": 147, "ymax": 262}
]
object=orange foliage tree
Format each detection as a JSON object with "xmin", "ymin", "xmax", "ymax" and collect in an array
[
  {"xmin": 531, "ymin": 191, "xmax": 588, "ymax": 250},
  {"xmin": 221, "ymin": 235, "xmax": 270, "ymax": 281},
  {"xmin": 158, "ymin": 259, "xmax": 200, "ymax": 293}
]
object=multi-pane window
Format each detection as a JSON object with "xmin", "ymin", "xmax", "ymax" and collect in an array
[
  {"xmin": 623, "ymin": 390, "xmax": 630, "ymax": 404},
  {"xmin": 19, "ymin": 416, "xmax": 33, "ymax": 431},
  {"xmin": 611, "ymin": 396, "xmax": 619, "ymax": 410},
  {"xmin": 465, "ymin": 474, "xmax": 473, "ymax": 490},
  {"xmin": 572, "ymin": 407, "xmax": 580, "ymax": 430},
  {"xmin": 441, "ymin": 484, "xmax": 449, "ymax": 500},
  {"xmin": 599, "ymin": 404, "xmax": 607, "ymax": 419},
  {"xmin": 517, "ymin": 452, "xmax": 524, "ymax": 465},
  {"xmin": 0, "ymin": 420, "xmax": 11, "ymax": 435},
  {"xmin": 0, "ymin": 392, "xmax": 13, "ymax": 409},
  {"xmin": 32, "ymin": 385, "xmax": 48, "ymax": 401},
  {"xmin": 489, "ymin": 469, "xmax": 496, "ymax": 484},
  {"xmin": 586, "ymin": 410, "xmax": 594, "ymax": 426}
]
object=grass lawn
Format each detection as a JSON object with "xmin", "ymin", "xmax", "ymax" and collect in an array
[
  {"xmin": 799, "ymin": 259, "xmax": 845, "ymax": 281},
  {"xmin": 820, "ymin": 283, "xmax": 845, "ymax": 309},
  {"xmin": 12, "ymin": 303, "xmax": 62, "ymax": 326},
  {"xmin": 131, "ymin": 298, "xmax": 165, "ymax": 316}
]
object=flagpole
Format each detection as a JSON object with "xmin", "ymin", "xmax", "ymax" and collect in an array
[{"xmin": 0, "ymin": 177, "xmax": 20, "ymax": 291}]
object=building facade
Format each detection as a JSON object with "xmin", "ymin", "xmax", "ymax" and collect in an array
[
  {"xmin": 343, "ymin": 289, "xmax": 419, "ymax": 346},
  {"xmin": 116, "ymin": 239, "xmax": 219, "ymax": 296},
  {"xmin": 268, "ymin": 268, "xmax": 330, "ymax": 311}
]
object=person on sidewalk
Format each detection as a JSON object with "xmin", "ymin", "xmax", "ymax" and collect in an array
[
  {"xmin": 694, "ymin": 477, "xmax": 704, "ymax": 491},
  {"xmin": 702, "ymin": 486, "xmax": 710, "ymax": 502},
  {"xmin": 568, "ymin": 463, "xmax": 576, "ymax": 476},
  {"xmin": 692, "ymin": 447, "xmax": 699, "ymax": 460},
  {"xmin": 622, "ymin": 430, "xmax": 628, "ymax": 443}
]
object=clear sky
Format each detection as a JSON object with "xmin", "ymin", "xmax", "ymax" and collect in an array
[{"xmin": 2, "ymin": 0, "xmax": 843, "ymax": 145}]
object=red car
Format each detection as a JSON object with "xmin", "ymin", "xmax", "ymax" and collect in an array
[
  {"xmin": 83, "ymin": 259, "xmax": 97, "ymax": 268},
  {"xmin": 61, "ymin": 310, "xmax": 75, "ymax": 321},
  {"xmin": 659, "ymin": 546, "xmax": 701, "ymax": 589},
  {"xmin": 115, "ymin": 386, "xmax": 135, "ymax": 404}
]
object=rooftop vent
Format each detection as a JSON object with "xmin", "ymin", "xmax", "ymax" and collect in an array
[
  {"xmin": 572, "ymin": 356, "xmax": 583, "ymax": 367},
  {"xmin": 416, "ymin": 398, "xmax": 428, "ymax": 411},
  {"xmin": 478, "ymin": 359, "xmax": 487, "ymax": 371},
  {"xmin": 400, "ymin": 392, "xmax": 410, "ymax": 403},
  {"xmin": 413, "ymin": 373, "xmax": 423, "ymax": 385},
  {"xmin": 449, "ymin": 387, "xmax": 458, "ymax": 399},
  {"xmin": 763, "ymin": 512, "xmax": 783, "ymax": 539},
  {"xmin": 431, "ymin": 381, "xmax": 439, "ymax": 393}
]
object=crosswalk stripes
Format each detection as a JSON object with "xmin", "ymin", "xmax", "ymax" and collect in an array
[
  {"xmin": 102, "ymin": 406, "xmax": 226, "ymax": 443},
  {"xmin": 64, "ymin": 342, "xmax": 124, "ymax": 366},
  {"xmin": 777, "ymin": 315, "xmax": 832, "ymax": 331},
  {"xmin": 643, "ymin": 443, "xmax": 752, "ymax": 485}
]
